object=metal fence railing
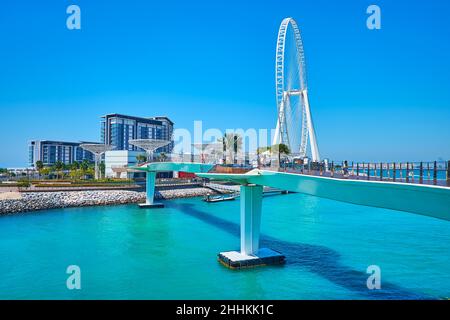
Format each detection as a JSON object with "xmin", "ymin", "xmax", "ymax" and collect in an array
[
  {"xmin": 144, "ymin": 153, "xmax": 219, "ymax": 164},
  {"xmin": 138, "ymin": 154, "xmax": 450, "ymax": 188},
  {"xmin": 273, "ymin": 160, "xmax": 450, "ymax": 187}
]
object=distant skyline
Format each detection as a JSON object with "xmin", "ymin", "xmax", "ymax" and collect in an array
[{"xmin": 1, "ymin": 0, "xmax": 450, "ymax": 167}]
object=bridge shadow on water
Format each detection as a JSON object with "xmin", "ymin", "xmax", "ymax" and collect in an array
[{"xmin": 169, "ymin": 202, "xmax": 433, "ymax": 300}]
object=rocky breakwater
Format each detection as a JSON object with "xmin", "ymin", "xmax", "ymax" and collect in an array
[
  {"xmin": 0, "ymin": 190, "xmax": 145, "ymax": 214},
  {"xmin": 156, "ymin": 187, "xmax": 217, "ymax": 200},
  {"xmin": 0, "ymin": 187, "xmax": 217, "ymax": 215}
]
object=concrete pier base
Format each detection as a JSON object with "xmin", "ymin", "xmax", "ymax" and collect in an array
[{"xmin": 218, "ymin": 248, "xmax": 285, "ymax": 269}]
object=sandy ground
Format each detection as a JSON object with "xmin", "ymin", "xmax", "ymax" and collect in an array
[{"xmin": 0, "ymin": 192, "xmax": 22, "ymax": 200}]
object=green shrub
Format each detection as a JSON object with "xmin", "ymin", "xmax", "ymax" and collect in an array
[{"xmin": 17, "ymin": 179, "xmax": 31, "ymax": 188}]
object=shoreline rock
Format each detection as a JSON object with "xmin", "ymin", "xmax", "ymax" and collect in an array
[{"xmin": 0, "ymin": 187, "xmax": 217, "ymax": 215}]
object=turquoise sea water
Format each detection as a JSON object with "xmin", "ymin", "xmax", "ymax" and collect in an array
[{"xmin": 0, "ymin": 194, "xmax": 449, "ymax": 300}]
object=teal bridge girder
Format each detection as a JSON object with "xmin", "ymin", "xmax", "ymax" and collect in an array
[
  {"xmin": 130, "ymin": 162, "xmax": 450, "ymax": 258},
  {"xmin": 197, "ymin": 169, "xmax": 450, "ymax": 222}
]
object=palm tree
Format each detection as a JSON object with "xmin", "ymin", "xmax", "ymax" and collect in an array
[
  {"xmin": 218, "ymin": 133, "xmax": 243, "ymax": 164},
  {"xmin": 257, "ymin": 146, "xmax": 271, "ymax": 154},
  {"xmin": 40, "ymin": 167, "xmax": 50, "ymax": 178},
  {"xmin": 35, "ymin": 161, "xmax": 44, "ymax": 180},
  {"xmin": 80, "ymin": 159, "xmax": 90, "ymax": 178},
  {"xmin": 35, "ymin": 160, "xmax": 44, "ymax": 171},
  {"xmin": 81, "ymin": 159, "xmax": 90, "ymax": 171},
  {"xmin": 272, "ymin": 143, "xmax": 290, "ymax": 169},
  {"xmin": 159, "ymin": 152, "xmax": 168, "ymax": 162},
  {"xmin": 136, "ymin": 154, "xmax": 147, "ymax": 164},
  {"xmin": 70, "ymin": 161, "xmax": 80, "ymax": 171},
  {"xmin": 54, "ymin": 161, "xmax": 64, "ymax": 179},
  {"xmin": 99, "ymin": 161, "xmax": 106, "ymax": 179}
]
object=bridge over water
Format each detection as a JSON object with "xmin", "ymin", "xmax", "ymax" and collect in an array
[
  {"xmin": 132, "ymin": 161, "xmax": 450, "ymax": 269},
  {"xmin": 128, "ymin": 17, "xmax": 450, "ymax": 268}
]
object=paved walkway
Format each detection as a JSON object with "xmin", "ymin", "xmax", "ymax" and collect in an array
[{"xmin": 0, "ymin": 192, "xmax": 22, "ymax": 200}]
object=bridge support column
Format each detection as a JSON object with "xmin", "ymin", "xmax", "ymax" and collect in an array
[
  {"xmin": 218, "ymin": 184, "xmax": 285, "ymax": 269},
  {"xmin": 240, "ymin": 184, "xmax": 263, "ymax": 255},
  {"xmin": 139, "ymin": 171, "xmax": 164, "ymax": 209}
]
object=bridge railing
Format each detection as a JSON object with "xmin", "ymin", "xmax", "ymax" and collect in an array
[
  {"xmin": 144, "ymin": 153, "xmax": 221, "ymax": 164},
  {"xmin": 267, "ymin": 160, "xmax": 450, "ymax": 187}
]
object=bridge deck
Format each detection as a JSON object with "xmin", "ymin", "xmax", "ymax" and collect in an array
[
  {"xmin": 270, "ymin": 168, "xmax": 450, "ymax": 188},
  {"xmin": 197, "ymin": 169, "xmax": 450, "ymax": 222},
  {"xmin": 128, "ymin": 162, "xmax": 450, "ymax": 221}
]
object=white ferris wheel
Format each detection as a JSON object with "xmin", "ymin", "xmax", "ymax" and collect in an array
[{"xmin": 272, "ymin": 17, "xmax": 320, "ymax": 162}]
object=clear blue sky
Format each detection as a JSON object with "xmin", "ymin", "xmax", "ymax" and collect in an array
[{"xmin": 1, "ymin": 0, "xmax": 449, "ymax": 167}]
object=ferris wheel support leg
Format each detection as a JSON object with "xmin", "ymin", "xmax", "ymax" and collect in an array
[
  {"xmin": 303, "ymin": 90, "xmax": 320, "ymax": 162},
  {"xmin": 273, "ymin": 120, "xmax": 281, "ymax": 146},
  {"xmin": 274, "ymin": 97, "xmax": 288, "ymax": 147}
]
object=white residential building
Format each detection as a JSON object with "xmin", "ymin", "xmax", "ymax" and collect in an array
[{"xmin": 104, "ymin": 150, "xmax": 145, "ymax": 179}]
